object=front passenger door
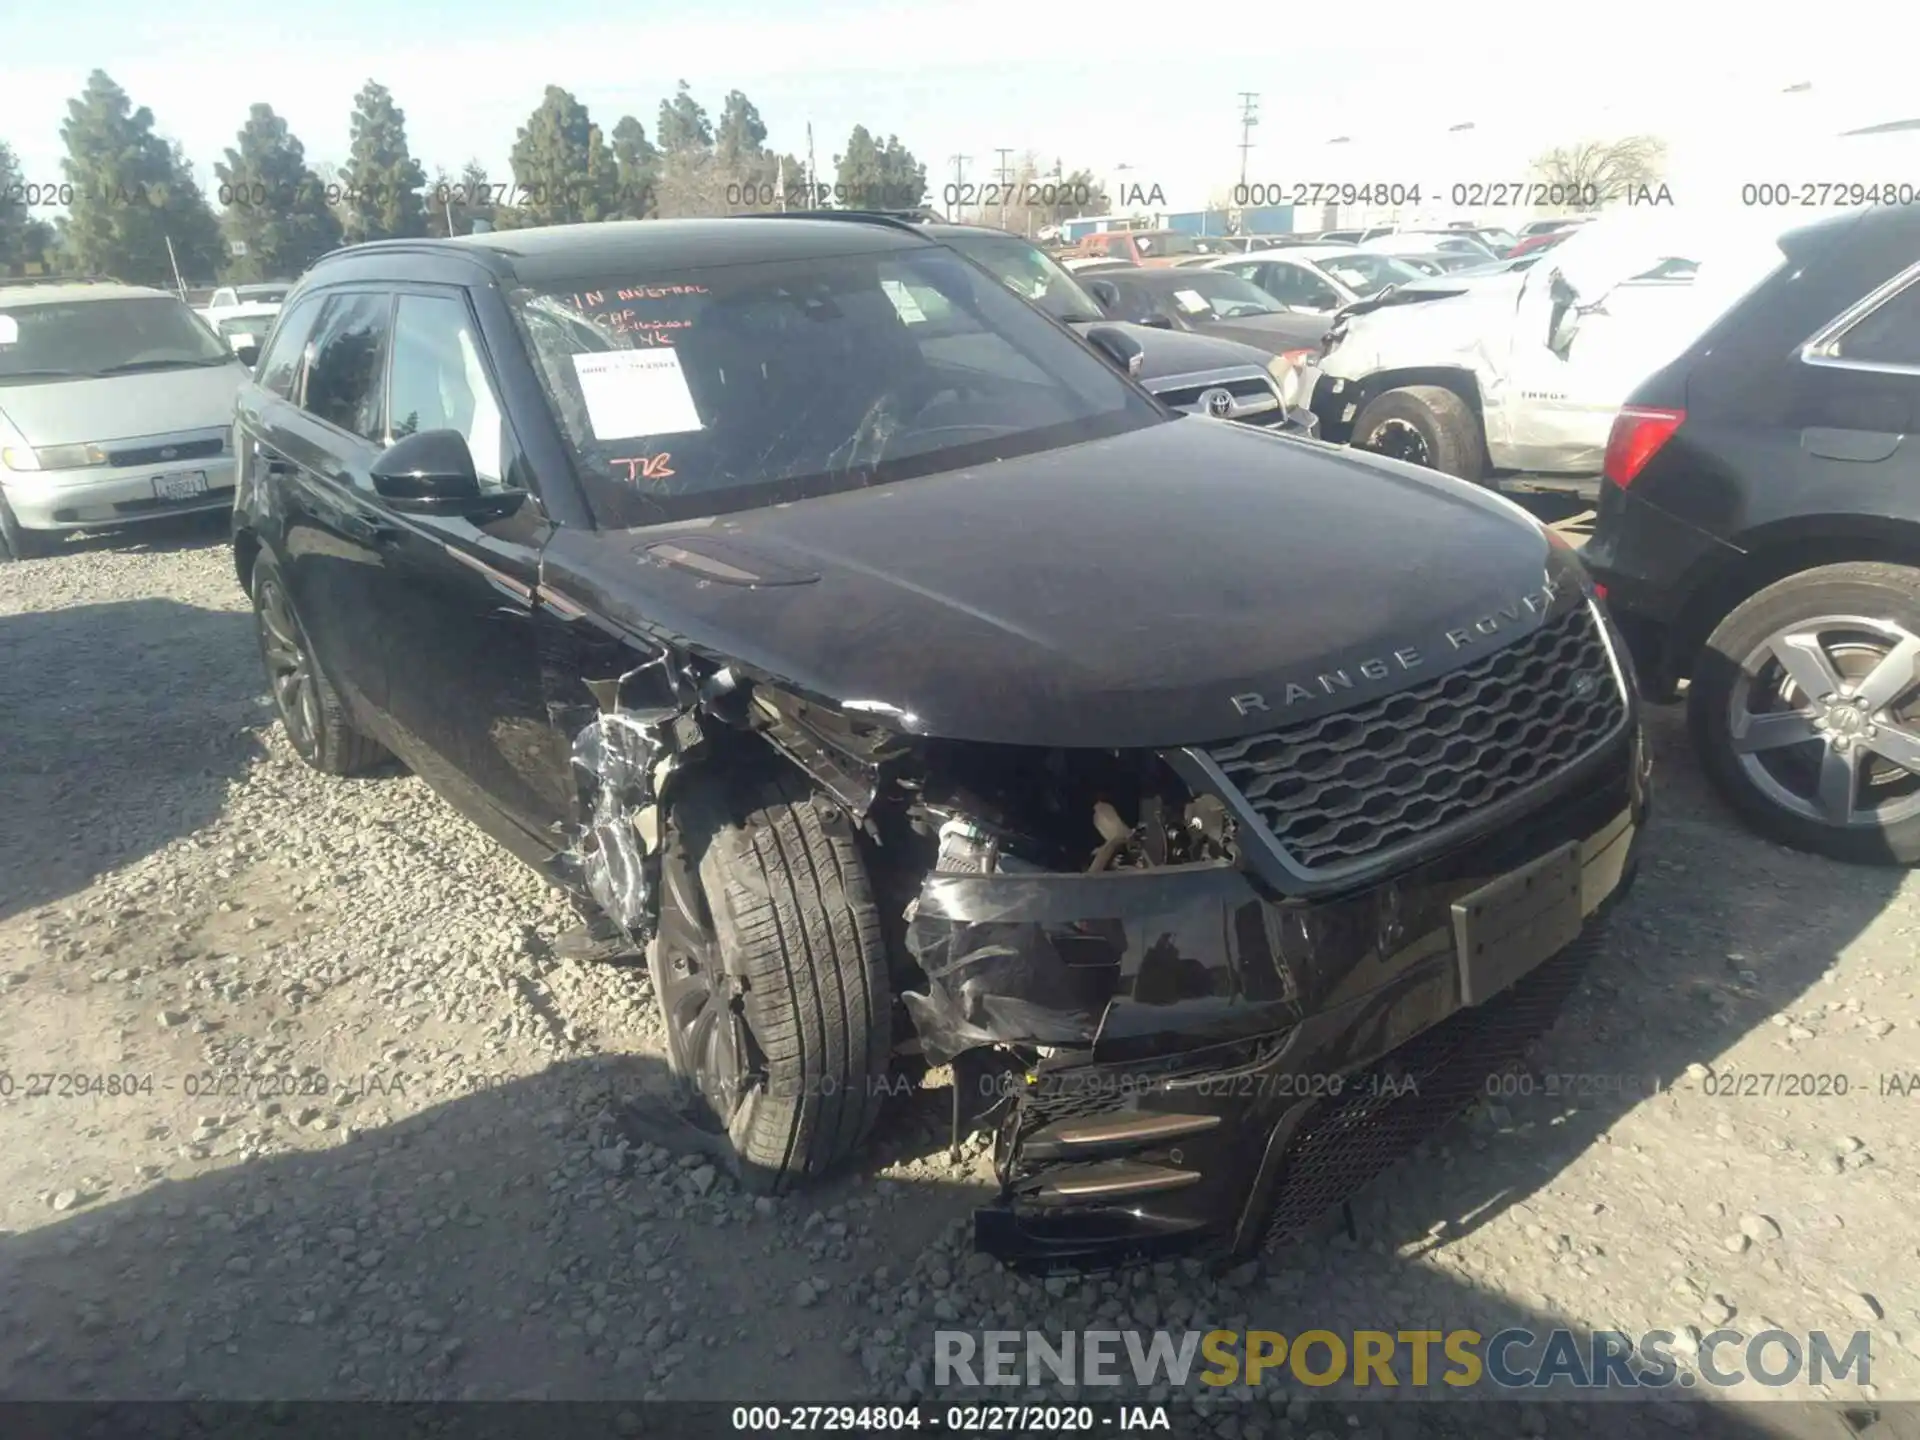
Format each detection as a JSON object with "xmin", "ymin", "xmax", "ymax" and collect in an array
[{"xmin": 369, "ymin": 288, "xmax": 570, "ymax": 865}]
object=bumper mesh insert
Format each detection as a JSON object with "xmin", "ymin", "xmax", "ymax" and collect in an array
[
  {"xmin": 1260, "ymin": 926, "xmax": 1600, "ymax": 1249},
  {"xmin": 1207, "ymin": 604, "xmax": 1623, "ymax": 872}
]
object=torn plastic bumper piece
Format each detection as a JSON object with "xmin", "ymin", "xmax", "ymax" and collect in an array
[{"xmin": 904, "ymin": 738, "xmax": 1647, "ymax": 1272}]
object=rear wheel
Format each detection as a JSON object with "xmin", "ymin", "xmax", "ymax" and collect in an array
[
  {"xmin": 1351, "ymin": 384, "xmax": 1487, "ymax": 483},
  {"xmin": 250, "ymin": 551, "xmax": 388, "ymax": 776},
  {"xmin": 1690, "ymin": 562, "xmax": 1920, "ymax": 864},
  {"xmin": 650, "ymin": 772, "xmax": 892, "ymax": 1192}
]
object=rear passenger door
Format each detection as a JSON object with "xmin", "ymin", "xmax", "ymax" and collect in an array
[
  {"xmin": 1789, "ymin": 259, "xmax": 1920, "ymax": 500},
  {"xmin": 253, "ymin": 288, "xmax": 398, "ymax": 727},
  {"xmin": 368, "ymin": 287, "xmax": 570, "ymax": 865}
]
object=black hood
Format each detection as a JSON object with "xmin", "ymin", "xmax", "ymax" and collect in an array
[
  {"xmin": 542, "ymin": 417, "xmax": 1582, "ymax": 749},
  {"xmin": 1190, "ymin": 310, "xmax": 1331, "ymax": 354},
  {"xmin": 1072, "ymin": 320, "xmax": 1279, "ymax": 383}
]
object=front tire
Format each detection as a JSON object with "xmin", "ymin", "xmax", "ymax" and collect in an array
[
  {"xmin": 1689, "ymin": 562, "xmax": 1920, "ymax": 864},
  {"xmin": 249, "ymin": 551, "xmax": 388, "ymax": 776},
  {"xmin": 0, "ymin": 494, "xmax": 52, "ymax": 561},
  {"xmin": 651, "ymin": 772, "xmax": 892, "ymax": 1192},
  {"xmin": 1351, "ymin": 384, "xmax": 1487, "ymax": 483}
]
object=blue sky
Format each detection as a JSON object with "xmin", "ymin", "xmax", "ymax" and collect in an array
[{"xmin": 5, "ymin": 0, "xmax": 1918, "ymax": 217}]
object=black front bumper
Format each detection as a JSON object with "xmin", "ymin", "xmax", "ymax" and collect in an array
[{"xmin": 907, "ymin": 721, "xmax": 1650, "ymax": 1272}]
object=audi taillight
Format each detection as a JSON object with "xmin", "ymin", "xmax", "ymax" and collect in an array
[{"xmin": 1603, "ymin": 406, "xmax": 1685, "ymax": 489}]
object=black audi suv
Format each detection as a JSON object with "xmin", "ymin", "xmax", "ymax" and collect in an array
[
  {"xmin": 231, "ymin": 216, "xmax": 1649, "ymax": 1268},
  {"xmin": 1586, "ymin": 203, "xmax": 1920, "ymax": 865}
]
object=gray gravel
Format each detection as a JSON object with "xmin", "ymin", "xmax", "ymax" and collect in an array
[{"xmin": 0, "ymin": 520, "xmax": 1915, "ymax": 1429}]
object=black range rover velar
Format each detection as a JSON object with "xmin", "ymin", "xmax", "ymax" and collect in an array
[{"xmin": 230, "ymin": 215, "xmax": 1650, "ymax": 1270}]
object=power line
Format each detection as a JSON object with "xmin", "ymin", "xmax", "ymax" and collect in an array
[{"xmin": 1237, "ymin": 92, "xmax": 1261, "ymax": 188}]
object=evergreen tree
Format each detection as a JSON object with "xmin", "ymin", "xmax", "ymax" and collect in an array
[
  {"xmin": 714, "ymin": 91, "xmax": 768, "ymax": 171},
  {"xmin": 214, "ymin": 104, "xmax": 341, "ymax": 281},
  {"xmin": 610, "ymin": 116, "xmax": 658, "ymax": 219},
  {"xmin": 656, "ymin": 81, "xmax": 713, "ymax": 155},
  {"xmin": 341, "ymin": 81, "xmax": 428, "ymax": 242},
  {"xmin": 833, "ymin": 126, "xmax": 926, "ymax": 210},
  {"xmin": 509, "ymin": 87, "xmax": 619, "ymax": 226},
  {"xmin": 58, "ymin": 71, "xmax": 223, "ymax": 284},
  {"xmin": 0, "ymin": 143, "xmax": 36, "ymax": 274}
]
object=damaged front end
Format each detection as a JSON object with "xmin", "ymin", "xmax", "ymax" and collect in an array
[{"xmin": 552, "ymin": 607, "xmax": 1647, "ymax": 1275}]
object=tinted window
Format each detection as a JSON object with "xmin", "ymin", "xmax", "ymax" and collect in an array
[
  {"xmin": 511, "ymin": 247, "xmax": 1162, "ymax": 528},
  {"xmin": 386, "ymin": 293, "xmax": 510, "ymax": 488},
  {"xmin": 1262, "ymin": 262, "xmax": 1342, "ymax": 310},
  {"xmin": 1833, "ymin": 275, "xmax": 1920, "ymax": 367},
  {"xmin": 303, "ymin": 293, "xmax": 391, "ymax": 440},
  {"xmin": 256, "ymin": 294, "xmax": 324, "ymax": 398}
]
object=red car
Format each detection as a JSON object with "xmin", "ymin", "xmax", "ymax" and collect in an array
[{"xmin": 1506, "ymin": 227, "xmax": 1578, "ymax": 259}]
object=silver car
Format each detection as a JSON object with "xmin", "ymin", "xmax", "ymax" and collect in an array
[{"xmin": 0, "ymin": 281, "xmax": 251, "ymax": 560}]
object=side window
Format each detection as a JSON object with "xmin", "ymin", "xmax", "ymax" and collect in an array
[
  {"xmin": 1267, "ymin": 263, "xmax": 1342, "ymax": 311},
  {"xmin": 1827, "ymin": 275, "xmax": 1920, "ymax": 368},
  {"xmin": 386, "ymin": 292, "xmax": 510, "ymax": 490},
  {"xmin": 303, "ymin": 293, "xmax": 392, "ymax": 441},
  {"xmin": 255, "ymin": 294, "xmax": 324, "ymax": 399}
]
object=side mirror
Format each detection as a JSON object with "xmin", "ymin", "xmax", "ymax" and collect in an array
[
  {"xmin": 1085, "ymin": 325, "xmax": 1146, "ymax": 376},
  {"xmin": 1139, "ymin": 313, "xmax": 1176, "ymax": 330},
  {"xmin": 370, "ymin": 429, "xmax": 483, "ymax": 512},
  {"xmin": 231, "ymin": 338, "xmax": 260, "ymax": 368},
  {"xmin": 1086, "ymin": 278, "xmax": 1122, "ymax": 314}
]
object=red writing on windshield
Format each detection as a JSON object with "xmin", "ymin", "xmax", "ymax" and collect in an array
[{"xmin": 611, "ymin": 453, "xmax": 675, "ymax": 483}]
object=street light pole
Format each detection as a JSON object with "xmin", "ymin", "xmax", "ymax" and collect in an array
[{"xmin": 1237, "ymin": 92, "xmax": 1260, "ymax": 188}]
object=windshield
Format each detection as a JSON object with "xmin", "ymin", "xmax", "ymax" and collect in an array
[
  {"xmin": 1314, "ymin": 252, "xmax": 1427, "ymax": 298},
  {"xmin": 0, "ymin": 295, "xmax": 234, "ymax": 384},
  {"xmin": 238, "ymin": 286, "xmax": 288, "ymax": 303},
  {"xmin": 1151, "ymin": 272, "xmax": 1282, "ymax": 319},
  {"xmin": 1133, "ymin": 232, "xmax": 1200, "ymax": 257},
  {"xmin": 511, "ymin": 246, "xmax": 1164, "ymax": 528},
  {"xmin": 940, "ymin": 232, "xmax": 1106, "ymax": 323},
  {"xmin": 217, "ymin": 313, "xmax": 278, "ymax": 342}
]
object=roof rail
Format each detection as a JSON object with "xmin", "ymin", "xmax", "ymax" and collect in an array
[
  {"xmin": 731, "ymin": 209, "xmax": 939, "ymax": 233},
  {"xmin": 0, "ymin": 273, "xmax": 127, "ymax": 288}
]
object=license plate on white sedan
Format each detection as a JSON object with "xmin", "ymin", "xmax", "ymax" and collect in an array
[{"xmin": 152, "ymin": 470, "xmax": 209, "ymax": 501}]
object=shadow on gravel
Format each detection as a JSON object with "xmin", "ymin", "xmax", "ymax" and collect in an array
[
  {"xmin": 1320, "ymin": 701, "xmax": 1909, "ymax": 1265},
  {"xmin": 0, "ymin": 596, "xmax": 267, "ymax": 924},
  {"xmin": 0, "ymin": 1055, "xmax": 1895, "ymax": 1438}
]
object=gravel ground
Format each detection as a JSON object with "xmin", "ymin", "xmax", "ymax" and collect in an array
[{"xmin": 1, "ymin": 519, "xmax": 1916, "ymax": 1435}]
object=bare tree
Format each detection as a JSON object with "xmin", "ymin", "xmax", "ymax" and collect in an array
[{"xmin": 1529, "ymin": 136, "xmax": 1668, "ymax": 205}]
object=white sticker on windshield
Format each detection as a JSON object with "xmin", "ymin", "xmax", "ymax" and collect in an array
[
  {"xmin": 880, "ymin": 280, "xmax": 927, "ymax": 324},
  {"xmin": 0, "ymin": 315, "xmax": 17, "ymax": 346},
  {"xmin": 570, "ymin": 348, "xmax": 704, "ymax": 440},
  {"xmin": 1173, "ymin": 289, "xmax": 1210, "ymax": 315}
]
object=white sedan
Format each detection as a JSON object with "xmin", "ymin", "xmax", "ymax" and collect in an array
[{"xmin": 1197, "ymin": 245, "xmax": 1431, "ymax": 318}]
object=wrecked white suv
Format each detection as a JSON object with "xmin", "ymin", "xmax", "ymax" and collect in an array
[{"xmin": 1310, "ymin": 211, "xmax": 1795, "ymax": 496}]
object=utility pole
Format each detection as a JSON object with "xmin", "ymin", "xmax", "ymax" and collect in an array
[
  {"xmin": 1237, "ymin": 92, "xmax": 1261, "ymax": 188},
  {"xmin": 806, "ymin": 123, "xmax": 818, "ymax": 205},
  {"xmin": 950, "ymin": 154, "xmax": 970, "ymax": 220},
  {"xmin": 995, "ymin": 147, "xmax": 1014, "ymax": 231}
]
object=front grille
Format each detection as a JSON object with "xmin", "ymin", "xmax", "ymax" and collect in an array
[
  {"xmin": 1154, "ymin": 375, "xmax": 1279, "ymax": 418},
  {"xmin": 1261, "ymin": 924, "xmax": 1599, "ymax": 1248},
  {"xmin": 106, "ymin": 435, "xmax": 224, "ymax": 468},
  {"xmin": 1207, "ymin": 604, "xmax": 1623, "ymax": 873}
]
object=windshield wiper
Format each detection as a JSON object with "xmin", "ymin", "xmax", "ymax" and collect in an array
[
  {"xmin": 0, "ymin": 368, "xmax": 86, "ymax": 381},
  {"xmin": 1056, "ymin": 311, "xmax": 1103, "ymax": 324},
  {"xmin": 94, "ymin": 356, "xmax": 234, "ymax": 375}
]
